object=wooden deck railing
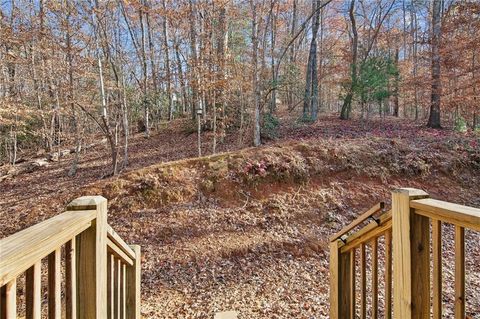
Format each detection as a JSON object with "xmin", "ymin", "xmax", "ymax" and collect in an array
[
  {"xmin": 330, "ymin": 188, "xmax": 480, "ymax": 319},
  {"xmin": 0, "ymin": 196, "xmax": 141, "ymax": 318}
]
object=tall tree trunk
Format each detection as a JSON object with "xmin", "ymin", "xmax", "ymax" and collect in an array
[
  {"xmin": 138, "ymin": 4, "xmax": 150, "ymax": 136},
  {"xmin": 250, "ymin": 0, "xmax": 261, "ymax": 146},
  {"xmin": 269, "ymin": 0, "xmax": 278, "ymax": 113},
  {"xmin": 393, "ymin": 46, "xmax": 400, "ymax": 117},
  {"xmin": 174, "ymin": 38, "xmax": 188, "ymax": 115},
  {"xmin": 303, "ymin": 0, "xmax": 321, "ymax": 120},
  {"xmin": 162, "ymin": 0, "xmax": 174, "ymax": 121},
  {"xmin": 427, "ymin": 0, "xmax": 442, "ymax": 128},
  {"xmin": 411, "ymin": 4, "xmax": 419, "ymax": 120},
  {"xmin": 472, "ymin": 41, "xmax": 478, "ymax": 128},
  {"xmin": 65, "ymin": 1, "xmax": 81, "ymax": 177},
  {"xmin": 340, "ymin": 0, "xmax": 357, "ymax": 120},
  {"xmin": 189, "ymin": 0, "xmax": 199, "ymax": 120},
  {"xmin": 286, "ymin": 0, "xmax": 297, "ymax": 109},
  {"xmin": 91, "ymin": 0, "xmax": 118, "ymax": 175}
]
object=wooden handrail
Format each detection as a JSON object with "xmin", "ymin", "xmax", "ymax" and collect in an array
[
  {"xmin": 330, "ymin": 188, "xmax": 480, "ymax": 319},
  {"xmin": 0, "ymin": 195, "xmax": 141, "ymax": 319},
  {"xmin": 107, "ymin": 225, "xmax": 136, "ymax": 260},
  {"xmin": 340, "ymin": 210, "xmax": 392, "ymax": 253},
  {"xmin": 411, "ymin": 198, "xmax": 480, "ymax": 231},
  {"xmin": 0, "ymin": 209, "xmax": 95, "ymax": 286},
  {"xmin": 329, "ymin": 202, "xmax": 384, "ymax": 242}
]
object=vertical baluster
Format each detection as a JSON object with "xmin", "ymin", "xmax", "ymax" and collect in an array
[
  {"xmin": 432, "ymin": 219, "xmax": 442, "ymax": 319},
  {"xmin": 371, "ymin": 237, "xmax": 378, "ymax": 319},
  {"xmin": 350, "ymin": 249, "xmax": 356, "ymax": 318},
  {"xmin": 48, "ymin": 248, "xmax": 61, "ymax": 319},
  {"xmin": 65, "ymin": 238, "xmax": 76, "ymax": 319},
  {"xmin": 0, "ymin": 285, "xmax": 3, "ymax": 318},
  {"xmin": 360, "ymin": 243, "xmax": 366, "ymax": 319},
  {"xmin": 385, "ymin": 230, "xmax": 392, "ymax": 319},
  {"xmin": 126, "ymin": 245, "xmax": 141, "ymax": 319},
  {"xmin": 122, "ymin": 263, "xmax": 127, "ymax": 318},
  {"xmin": 26, "ymin": 261, "xmax": 41, "ymax": 319},
  {"xmin": 455, "ymin": 226, "xmax": 465, "ymax": 318},
  {"xmin": 115, "ymin": 258, "xmax": 121, "ymax": 319},
  {"xmin": 108, "ymin": 254, "xmax": 115, "ymax": 319},
  {"xmin": 3, "ymin": 279, "xmax": 16, "ymax": 318}
]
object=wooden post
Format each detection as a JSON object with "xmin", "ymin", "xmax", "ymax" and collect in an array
[
  {"xmin": 329, "ymin": 240, "xmax": 351, "ymax": 319},
  {"xmin": 392, "ymin": 188, "xmax": 430, "ymax": 319},
  {"xmin": 126, "ymin": 245, "xmax": 141, "ymax": 319},
  {"xmin": 67, "ymin": 196, "xmax": 108, "ymax": 319}
]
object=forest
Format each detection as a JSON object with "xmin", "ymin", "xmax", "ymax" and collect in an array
[
  {"xmin": 0, "ymin": 0, "xmax": 480, "ymax": 318},
  {"xmin": 0, "ymin": 0, "xmax": 478, "ymax": 174}
]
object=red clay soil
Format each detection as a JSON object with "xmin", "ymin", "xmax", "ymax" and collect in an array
[{"xmin": 1, "ymin": 115, "xmax": 479, "ymax": 318}]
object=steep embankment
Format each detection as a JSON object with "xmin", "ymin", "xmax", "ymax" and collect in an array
[{"xmin": 77, "ymin": 137, "xmax": 480, "ymax": 318}]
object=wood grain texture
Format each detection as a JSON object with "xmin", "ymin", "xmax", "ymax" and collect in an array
[
  {"xmin": 0, "ymin": 210, "xmax": 94, "ymax": 286},
  {"xmin": 4, "ymin": 279, "xmax": 16, "ymax": 319},
  {"xmin": 411, "ymin": 198, "xmax": 480, "ymax": 231},
  {"xmin": 72, "ymin": 196, "xmax": 108, "ymax": 319},
  {"xmin": 392, "ymin": 188, "xmax": 429, "ymax": 319}
]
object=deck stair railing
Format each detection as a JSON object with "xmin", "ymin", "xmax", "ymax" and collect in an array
[
  {"xmin": 329, "ymin": 188, "xmax": 480, "ymax": 319},
  {"xmin": 0, "ymin": 196, "xmax": 141, "ymax": 319}
]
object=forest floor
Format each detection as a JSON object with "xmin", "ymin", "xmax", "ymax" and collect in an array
[{"xmin": 1, "ymin": 112, "xmax": 480, "ymax": 318}]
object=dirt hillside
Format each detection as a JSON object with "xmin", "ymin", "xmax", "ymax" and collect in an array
[
  {"xmin": 84, "ymin": 137, "xmax": 480, "ymax": 318},
  {"xmin": 1, "ymin": 117, "xmax": 479, "ymax": 318}
]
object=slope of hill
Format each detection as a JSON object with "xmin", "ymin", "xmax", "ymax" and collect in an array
[{"xmin": 1, "ymin": 116, "xmax": 479, "ymax": 318}]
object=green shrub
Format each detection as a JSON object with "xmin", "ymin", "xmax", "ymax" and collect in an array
[
  {"xmin": 261, "ymin": 113, "xmax": 279, "ymax": 140},
  {"xmin": 454, "ymin": 117, "xmax": 467, "ymax": 133}
]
